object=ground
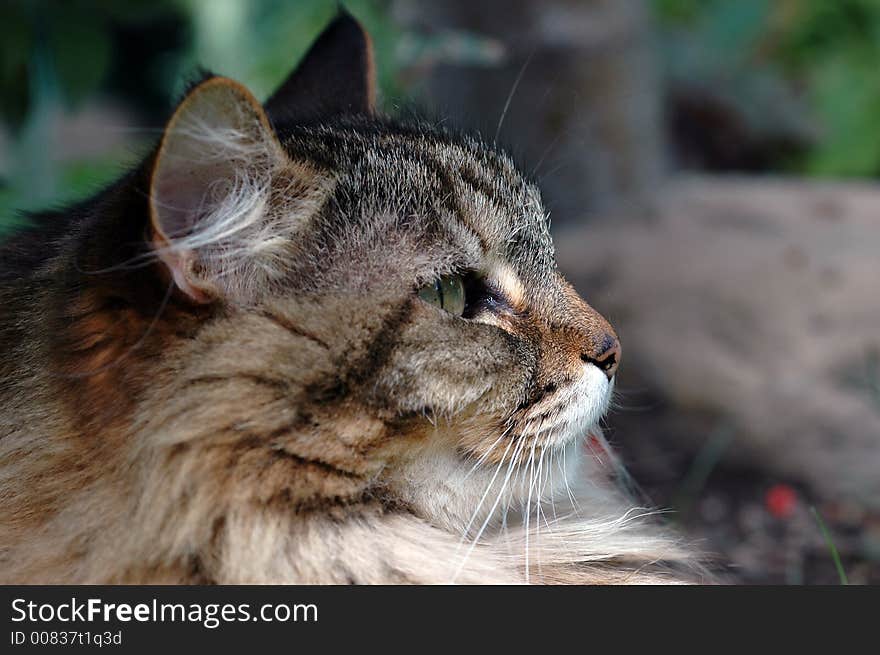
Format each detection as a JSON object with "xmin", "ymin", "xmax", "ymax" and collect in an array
[{"xmin": 612, "ymin": 398, "xmax": 880, "ymax": 584}]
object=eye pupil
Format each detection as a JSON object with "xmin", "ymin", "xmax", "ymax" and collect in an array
[
  {"xmin": 435, "ymin": 279, "xmax": 445, "ymax": 308},
  {"xmin": 418, "ymin": 275, "xmax": 466, "ymax": 316}
]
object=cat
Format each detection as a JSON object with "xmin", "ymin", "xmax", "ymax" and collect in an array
[{"xmin": 0, "ymin": 12, "xmax": 699, "ymax": 584}]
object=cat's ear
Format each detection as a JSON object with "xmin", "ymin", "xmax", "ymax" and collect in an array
[
  {"xmin": 149, "ymin": 76, "xmax": 287, "ymax": 303},
  {"xmin": 264, "ymin": 10, "xmax": 376, "ymax": 124}
]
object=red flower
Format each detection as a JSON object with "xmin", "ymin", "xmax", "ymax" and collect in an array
[{"xmin": 765, "ymin": 484, "xmax": 798, "ymax": 519}]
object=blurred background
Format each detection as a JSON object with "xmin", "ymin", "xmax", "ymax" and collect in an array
[{"xmin": 1, "ymin": 0, "xmax": 878, "ymax": 583}]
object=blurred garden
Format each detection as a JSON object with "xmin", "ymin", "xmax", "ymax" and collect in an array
[{"xmin": 6, "ymin": 0, "xmax": 880, "ymax": 229}]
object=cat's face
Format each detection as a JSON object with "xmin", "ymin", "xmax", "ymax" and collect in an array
[
  {"xmin": 148, "ymin": 92, "xmax": 619, "ymax": 448},
  {"xmin": 289, "ymin": 126, "xmax": 620, "ymax": 462},
  {"xmin": 138, "ymin": 16, "xmax": 619, "ymax": 528}
]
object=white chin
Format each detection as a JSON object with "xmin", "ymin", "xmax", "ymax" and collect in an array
[
  {"xmin": 386, "ymin": 366, "xmax": 614, "ymax": 535},
  {"xmin": 549, "ymin": 365, "xmax": 613, "ymax": 448}
]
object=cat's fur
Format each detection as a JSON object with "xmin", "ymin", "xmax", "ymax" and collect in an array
[{"xmin": 0, "ymin": 13, "xmax": 699, "ymax": 583}]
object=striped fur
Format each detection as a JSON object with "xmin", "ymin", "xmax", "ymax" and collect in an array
[{"xmin": 0, "ymin": 17, "xmax": 703, "ymax": 584}]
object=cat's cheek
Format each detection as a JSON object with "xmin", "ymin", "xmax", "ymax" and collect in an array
[{"xmin": 361, "ymin": 311, "xmax": 528, "ymax": 420}]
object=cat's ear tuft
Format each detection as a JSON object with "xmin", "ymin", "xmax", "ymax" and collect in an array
[
  {"xmin": 149, "ymin": 76, "xmax": 286, "ymax": 303},
  {"xmin": 264, "ymin": 11, "xmax": 376, "ymax": 124}
]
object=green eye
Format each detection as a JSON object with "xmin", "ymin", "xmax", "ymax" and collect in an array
[{"xmin": 418, "ymin": 275, "xmax": 466, "ymax": 316}]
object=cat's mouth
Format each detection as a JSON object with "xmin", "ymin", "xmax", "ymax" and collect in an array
[{"xmin": 508, "ymin": 365, "xmax": 614, "ymax": 451}]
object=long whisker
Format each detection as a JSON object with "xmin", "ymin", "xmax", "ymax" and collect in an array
[
  {"xmin": 548, "ymin": 445, "xmax": 559, "ymax": 522},
  {"xmin": 456, "ymin": 434, "xmax": 516, "ymax": 549},
  {"xmin": 591, "ymin": 429, "xmax": 648, "ymax": 502},
  {"xmin": 561, "ymin": 440, "xmax": 581, "ymax": 512},
  {"xmin": 533, "ymin": 445, "xmax": 549, "ymax": 580},
  {"xmin": 537, "ymin": 446, "xmax": 553, "ymax": 530},
  {"xmin": 543, "ymin": 445, "xmax": 580, "ymax": 561},
  {"xmin": 500, "ymin": 439, "xmax": 527, "ymax": 548},
  {"xmin": 523, "ymin": 439, "xmax": 538, "ymax": 583},
  {"xmin": 463, "ymin": 424, "xmax": 513, "ymax": 481},
  {"xmin": 495, "ymin": 51, "xmax": 534, "ymax": 142},
  {"xmin": 452, "ymin": 435, "xmax": 527, "ymax": 582}
]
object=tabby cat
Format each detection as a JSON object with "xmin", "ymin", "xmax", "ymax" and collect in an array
[{"xmin": 0, "ymin": 13, "xmax": 696, "ymax": 583}]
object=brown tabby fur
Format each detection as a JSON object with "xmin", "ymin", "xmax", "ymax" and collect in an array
[{"xmin": 0, "ymin": 13, "xmax": 700, "ymax": 584}]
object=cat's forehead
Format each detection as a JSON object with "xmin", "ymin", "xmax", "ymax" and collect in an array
[{"xmin": 280, "ymin": 120, "xmax": 557, "ymax": 286}]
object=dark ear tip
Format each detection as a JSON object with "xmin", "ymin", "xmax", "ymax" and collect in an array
[
  {"xmin": 332, "ymin": 3, "xmax": 358, "ymax": 21},
  {"xmin": 325, "ymin": 6, "xmax": 370, "ymax": 44},
  {"xmin": 264, "ymin": 7, "xmax": 376, "ymax": 123}
]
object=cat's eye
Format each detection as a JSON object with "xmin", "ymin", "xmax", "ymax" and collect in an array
[{"xmin": 418, "ymin": 275, "xmax": 466, "ymax": 316}]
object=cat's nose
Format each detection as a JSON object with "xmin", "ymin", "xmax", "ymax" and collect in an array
[{"xmin": 580, "ymin": 333, "xmax": 621, "ymax": 380}]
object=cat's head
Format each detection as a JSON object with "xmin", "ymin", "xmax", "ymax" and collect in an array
[{"xmin": 77, "ymin": 13, "xmax": 620, "ymax": 524}]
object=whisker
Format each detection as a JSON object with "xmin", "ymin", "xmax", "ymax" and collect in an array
[
  {"xmin": 463, "ymin": 424, "xmax": 512, "ymax": 480},
  {"xmin": 495, "ymin": 51, "xmax": 534, "ymax": 142},
  {"xmin": 537, "ymin": 447, "xmax": 554, "ymax": 529},
  {"xmin": 523, "ymin": 440, "xmax": 538, "ymax": 583},
  {"xmin": 547, "ymin": 446, "xmax": 562, "ymax": 522},
  {"xmin": 561, "ymin": 441, "xmax": 581, "ymax": 512},
  {"xmin": 591, "ymin": 429, "xmax": 649, "ymax": 503},
  {"xmin": 452, "ymin": 435, "xmax": 527, "ymax": 582},
  {"xmin": 456, "ymin": 435, "xmax": 515, "ymax": 550},
  {"xmin": 533, "ymin": 446, "xmax": 550, "ymax": 579}
]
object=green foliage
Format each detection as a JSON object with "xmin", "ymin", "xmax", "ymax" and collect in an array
[
  {"xmin": 0, "ymin": 0, "xmax": 403, "ymax": 235},
  {"xmin": 653, "ymin": 0, "xmax": 704, "ymax": 25},
  {"xmin": 770, "ymin": 1, "xmax": 880, "ymax": 175},
  {"xmin": 46, "ymin": 10, "xmax": 112, "ymax": 110},
  {"xmin": 0, "ymin": 3, "xmax": 34, "ymax": 132},
  {"xmin": 7, "ymin": 0, "xmax": 880, "ymax": 237},
  {"xmin": 811, "ymin": 506, "xmax": 849, "ymax": 585},
  {"xmin": 653, "ymin": 0, "xmax": 880, "ymax": 177},
  {"xmin": 176, "ymin": 0, "xmax": 402, "ymax": 104}
]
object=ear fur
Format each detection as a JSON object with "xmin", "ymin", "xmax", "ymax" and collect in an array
[
  {"xmin": 264, "ymin": 10, "xmax": 376, "ymax": 124},
  {"xmin": 149, "ymin": 77, "xmax": 288, "ymax": 303},
  {"xmin": 149, "ymin": 13, "xmax": 370, "ymax": 304}
]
